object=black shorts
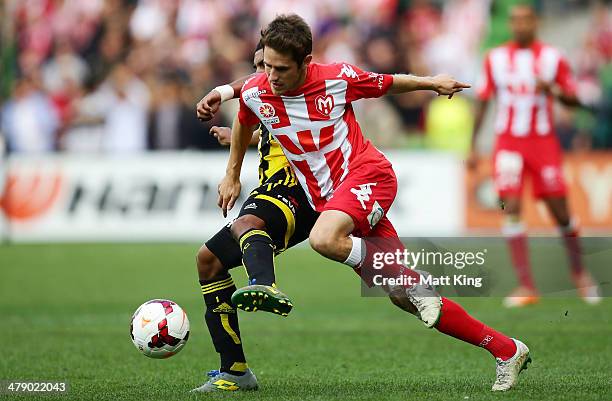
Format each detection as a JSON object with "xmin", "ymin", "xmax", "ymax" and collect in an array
[{"xmin": 205, "ymin": 168, "xmax": 319, "ymax": 270}]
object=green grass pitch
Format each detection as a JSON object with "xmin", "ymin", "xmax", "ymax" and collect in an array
[{"xmin": 1, "ymin": 243, "xmax": 611, "ymax": 401}]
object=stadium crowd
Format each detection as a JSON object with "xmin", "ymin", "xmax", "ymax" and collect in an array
[{"xmin": 0, "ymin": 0, "xmax": 610, "ymax": 154}]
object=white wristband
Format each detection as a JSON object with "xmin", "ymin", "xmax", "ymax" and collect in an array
[{"xmin": 214, "ymin": 85, "xmax": 235, "ymax": 103}]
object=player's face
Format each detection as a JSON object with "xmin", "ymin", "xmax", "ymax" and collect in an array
[
  {"xmin": 509, "ymin": 6, "xmax": 537, "ymax": 45},
  {"xmin": 253, "ymin": 49, "xmax": 264, "ymax": 73},
  {"xmin": 263, "ymin": 47, "xmax": 309, "ymax": 95}
]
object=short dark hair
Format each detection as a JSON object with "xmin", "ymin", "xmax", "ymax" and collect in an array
[
  {"xmin": 510, "ymin": 1, "xmax": 539, "ymax": 16},
  {"xmin": 261, "ymin": 14, "xmax": 312, "ymax": 65},
  {"xmin": 255, "ymin": 39, "xmax": 264, "ymax": 53}
]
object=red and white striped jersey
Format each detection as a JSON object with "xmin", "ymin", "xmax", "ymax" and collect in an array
[
  {"xmin": 476, "ymin": 41, "xmax": 577, "ymax": 138},
  {"xmin": 238, "ymin": 62, "xmax": 393, "ymax": 211}
]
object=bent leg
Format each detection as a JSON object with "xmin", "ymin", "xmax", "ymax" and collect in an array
[{"xmin": 197, "ymin": 230, "xmax": 247, "ymax": 376}]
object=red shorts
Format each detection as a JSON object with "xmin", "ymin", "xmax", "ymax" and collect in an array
[
  {"xmin": 493, "ymin": 135, "xmax": 567, "ymax": 199},
  {"xmin": 323, "ymin": 158, "xmax": 399, "ymax": 238}
]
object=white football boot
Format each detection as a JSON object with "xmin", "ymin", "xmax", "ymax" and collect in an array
[
  {"xmin": 573, "ymin": 272, "xmax": 602, "ymax": 305},
  {"xmin": 403, "ymin": 269, "xmax": 442, "ymax": 328},
  {"xmin": 492, "ymin": 338, "xmax": 531, "ymax": 391}
]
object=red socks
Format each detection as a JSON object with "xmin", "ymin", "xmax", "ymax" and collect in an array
[
  {"xmin": 562, "ymin": 228, "xmax": 584, "ymax": 275},
  {"xmin": 436, "ymin": 298, "xmax": 517, "ymax": 361},
  {"xmin": 507, "ymin": 233, "xmax": 536, "ymax": 290}
]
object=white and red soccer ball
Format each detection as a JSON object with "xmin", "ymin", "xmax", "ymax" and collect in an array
[{"xmin": 130, "ymin": 299, "xmax": 190, "ymax": 359}]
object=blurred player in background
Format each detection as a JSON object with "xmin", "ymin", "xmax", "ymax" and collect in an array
[
  {"xmin": 469, "ymin": 3, "xmax": 602, "ymax": 307},
  {"xmin": 192, "ymin": 42, "xmax": 320, "ymax": 393},
  {"xmin": 216, "ymin": 14, "xmax": 531, "ymax": 393}
]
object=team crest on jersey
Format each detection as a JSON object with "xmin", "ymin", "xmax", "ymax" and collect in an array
[
  {"xmin": 259, "ymin": 103, "xmax": 279, "ymax": 124},
  {"xmin": 315, "ymin": 94, "xmax": 334, "ymax": 116}
]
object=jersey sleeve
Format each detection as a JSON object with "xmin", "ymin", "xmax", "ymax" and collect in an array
[
  {"xmin": 238, "ymin": 92, "xmax": 260, "ymax": 126},
  {"xmin": 475, "ymin": 53, "xmax": 495, "ymax": 101},
  {"xmin": 555, "ymin": 56, "xmax": 577, "ymax": 97},
  {"xmin": 336, "ymin": 63, "xmax": 393, "ymax": 102}
]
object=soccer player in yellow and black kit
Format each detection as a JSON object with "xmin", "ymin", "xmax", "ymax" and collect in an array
[{"xmin": 192, "ymin": 42, "xmax": 319, "ymax": 392}]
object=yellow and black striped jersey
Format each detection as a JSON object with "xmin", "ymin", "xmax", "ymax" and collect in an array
[{"xmin": 256, "ymin": 124, "xmax": 292, "ymax": 185}]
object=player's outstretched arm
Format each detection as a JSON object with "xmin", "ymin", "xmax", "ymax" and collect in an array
[
  {"xmin": 217, "ymin": 117, "xmax": 257, "ymax": 217},
  {"xmin": 388, "ymin": 74, "xmax": 471, "ymax": 99},
  {"xmin": 196, "ymin": 75, "xmax": 253, "ymax": 121}
]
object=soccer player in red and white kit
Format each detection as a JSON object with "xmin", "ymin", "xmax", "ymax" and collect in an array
[
  {"xmin": 469, "ymin": 4, "xmax": 601, "ymax": 307},
  {"xmin": 218, "ymin": 14, "xmax": 530, "ymax": 392}
]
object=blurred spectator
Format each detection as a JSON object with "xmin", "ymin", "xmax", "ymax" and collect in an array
[
  {"xmin": 1, "ymin": 0, "xmax": 609, "ymax": 153},
  {"xmin": 423, "ymin": 0, "xmax": 489, "ymax": 82},
  {"xmin": 573, "ymin": 0, "xmax": 612, "ymax": 150},
  {"xmin": 593, "ymin": 63, "xmax": 612, "ymax": 148},
  {"xmin": 1, "ymin": 76, "xmax": 59, "ymax": 153},
  {"xmin": 148, "ymin": 73, "xmax": 182, "ymax": 150},
  {"xmin": 99, "ymin": 63, "xmax": 150, "ymax": 153}
]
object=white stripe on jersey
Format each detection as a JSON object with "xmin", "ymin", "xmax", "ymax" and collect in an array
[
  {"xmin": 490, "ymin": 48, "xmax": 512, "ymax": 134},
  {"xmin": 277, "ymin": 79, "xmax": 352, "ymax": 202},
  {"xmin": 536, "ymin": 47, "xmax": 561, "ymax": 135},
  {"xmin": 489, "ymin": 45, "xmax": 562, "ymax": 137}
]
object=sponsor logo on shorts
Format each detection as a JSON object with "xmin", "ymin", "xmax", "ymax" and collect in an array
[
  {"xmin": 367, "ymin": 201, "xmax": 384, "ymax": 228},
  {"xmin": 495, "ymin": 150, "xmax": 523, "ymax": 189},
  {"xmin": 277, "ymin": 195, "xmax": 296, "ymax": 214},
  {"xmin": 244, "ymin": 203, "xmax": 257, "ymax": 210},
  {"xmin": 350, "ymin": 182, "xmax": 377, "ymax": 210},
  {"xmin": 541, "ymin": 165, "xmax": 563, "ymax": 189}
]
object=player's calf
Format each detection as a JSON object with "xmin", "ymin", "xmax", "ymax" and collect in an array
[{"xmin": 196, "ymin": 245, "xmax": 227, "ymax": 281}]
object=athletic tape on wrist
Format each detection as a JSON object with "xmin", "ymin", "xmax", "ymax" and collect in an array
[{"xmin": 214, "ymin": 85, "xmax": 235, "ymax": 103}]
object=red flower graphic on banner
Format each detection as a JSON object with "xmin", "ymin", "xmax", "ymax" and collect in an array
[{"xmin": 0, "ymin": 172, "xmax": 63, "ymax": 221}]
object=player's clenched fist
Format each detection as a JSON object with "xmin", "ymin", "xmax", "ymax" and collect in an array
[
  {"xmin": 196, "ymin": 90, "xmax": 222, "ymax": 121},
  {"xmin": 217, "ymin": 175, "xmax": 241, "ymax": 218},
  {"xmin": 431, "ymin": 74, "xmax": 471, "ymax": 98}
]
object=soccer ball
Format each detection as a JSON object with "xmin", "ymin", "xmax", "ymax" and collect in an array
[{"xmin": 130, "ymin": 299, "xmax": 190, "ymax": 359}]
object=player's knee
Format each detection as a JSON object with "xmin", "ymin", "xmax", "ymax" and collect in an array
[
  {"xmin": 500, "ymin": 198, "xmax": 521, "ymax": 215},
  {"xmin": 552, "ymin": 208, "xmax": 571, "ymax": 227},
  {"xmin": 230, "ymin": 214, "xmax": 266, "ymax": 241},
  {"xmin": 308, "ymin": 229, "xmax": 335, "ymax": 258},
  {"xmin": 196, "ymin": 245, "xmax": 225, "ymax": 281}
]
